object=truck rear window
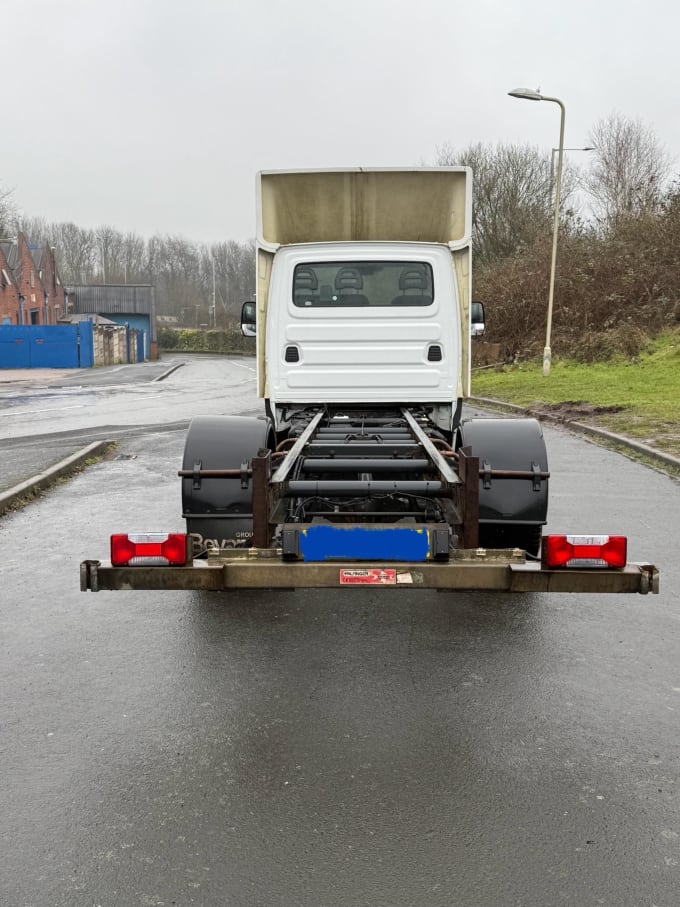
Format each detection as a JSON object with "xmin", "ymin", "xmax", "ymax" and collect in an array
[{"xmin": 292, "ymin": 262, "xmax": 434, "ymax": 307}]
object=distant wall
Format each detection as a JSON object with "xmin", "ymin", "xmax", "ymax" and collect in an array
[
  {"xmin": 102, "ymin": 314, "xmax": 150, "ymax": 358},
  {"xmin": 92, "ymin": 324, "xmax": 127, "ymax": 365}
]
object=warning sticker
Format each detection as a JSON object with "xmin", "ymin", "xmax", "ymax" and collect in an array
[{"xmin": 339, "ymin": 569, "xmax": 397, "ymax": 585}]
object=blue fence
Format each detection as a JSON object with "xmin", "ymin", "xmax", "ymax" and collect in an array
[{"xmin": 0, "ymin": 323, "xmax": 94, "ymax": 369}]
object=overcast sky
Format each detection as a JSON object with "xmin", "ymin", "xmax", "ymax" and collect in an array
[{"xmin": 4, "ymin": 0, "xmax": 676, "ymax": 243}]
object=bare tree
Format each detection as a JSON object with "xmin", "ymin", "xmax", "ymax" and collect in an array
[
  {"xmin": 207, "ymin": 240, "xmax": 256, "ymax": 326},
  {"xmin": 155, "ymin": 235, "xmax": 203, "ymax": 320},
  {"xmin": 44, "ymin": 223, "xmax": 98, "ymax": 284},
  {"xmin": 0, "ymin": 182, "xmax": 17, "ymax": 236},
  {"xmin": 121, "ymin": 232, "xmax": 146, "ymax": 283},
  {"xmin": 14, "ymin": 215, "xmax": 51, "ymax": 242},
  {"xmin": 91, "ymin": 226, "xmax": 147, "ymax": 284},
  {"xmin": 436, "ymin": 142, "xmax": 578, "ymax": 264},
  {"xmin": 95, "ymin": 225, "xmax": 126, "ymax": 283},
  {"xmin": 5, "ymin": 203, "xmax": 257, "ymax": 325},
  {"xmin": 583, "ymin": 112, "xmax": 671, "ymax": 225}
]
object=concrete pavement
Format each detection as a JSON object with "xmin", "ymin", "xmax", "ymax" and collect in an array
[{"xmin": 0, "ymin": 368, "xmax": 81, "ymax": 384}]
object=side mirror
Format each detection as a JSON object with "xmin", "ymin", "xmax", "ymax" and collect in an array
[
  {"xmin": 241, "ymin": 301, "xmax": 256, "ymax": 337},
  {"xmin": 471, "ymin": 301, "xmax": 485, "ymax": 337}
]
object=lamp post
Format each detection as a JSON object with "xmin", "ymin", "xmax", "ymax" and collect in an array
[
  {"xmin": 508, "ymin": 87, "xmax": 565, "ymax": 376},
  {"xmin": 211, "ymin": 253, "xmax": 217, "ymax": 330},
  {"xmin": 550, "ymin": 146, "xmax": 594, "ymax": 187}
]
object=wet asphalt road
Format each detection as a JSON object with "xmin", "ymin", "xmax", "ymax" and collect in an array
[
  {"xmin": 1, "ymin": 358, "xmax": 679, "ymax": 906},
  {"xmin": 0, "ymin": 356, "xmax": 258, "ymax": 492}
]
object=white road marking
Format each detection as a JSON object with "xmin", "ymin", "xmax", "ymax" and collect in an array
[{"xmin": 0, "ymin": 403, "xmax": 86, "ymax": 416}]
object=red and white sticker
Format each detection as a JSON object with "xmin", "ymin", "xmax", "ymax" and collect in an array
[{"xmin": 339, "ymin": 569, "xmax": 397, "ymax": 585}]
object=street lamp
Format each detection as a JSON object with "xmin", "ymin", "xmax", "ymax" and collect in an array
[
  {"xmin": 508, "ymin": 87, "xmax": 565, "ymax": 376},
  {"xmin": 550, "ymin": 146, "xmax": 595, "ymax": 187},
  {"xmin": 211, "ymin": 252, "xmax": 217, "ymax": 329}
]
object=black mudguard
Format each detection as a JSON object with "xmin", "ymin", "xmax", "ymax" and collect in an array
[
  {"xmin": 182, "ymin": 415, "xmax": 273, "ymax": 555},
  {"xmin": 457, "ymin": 417, "xmax": 549, "ymax": 555}
]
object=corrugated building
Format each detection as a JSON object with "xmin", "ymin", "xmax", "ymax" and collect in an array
[{"xmin": 68, "ymin": 284, "xmax": 157, "ymax": 359}]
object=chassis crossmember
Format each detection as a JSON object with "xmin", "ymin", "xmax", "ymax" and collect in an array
[{"xmin": 80, "ymin": 550, "xmax": 659, "ymax": 594}]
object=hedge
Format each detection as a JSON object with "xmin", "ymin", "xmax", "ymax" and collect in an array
[{"xmin": 158, "ymin": 328, "xmax": 256, "ymax": 355}]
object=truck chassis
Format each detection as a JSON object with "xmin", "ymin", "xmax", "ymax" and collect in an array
[{"xmin": 80, "ymin": 405, "xmax": 658, "ymax": 594}]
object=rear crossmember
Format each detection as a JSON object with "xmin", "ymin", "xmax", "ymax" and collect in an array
[{"xmin": 80, "ymin": 554, "xmax": 659, "ymax": 594}]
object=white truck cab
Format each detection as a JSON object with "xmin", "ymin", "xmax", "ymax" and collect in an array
[
  {"xmin": 250, "ymin": 168, "xmax": 473, "ymax": 437},
  {"xmin": 266, "ymin": 241, "xmax": 459, "ymax": 405}
]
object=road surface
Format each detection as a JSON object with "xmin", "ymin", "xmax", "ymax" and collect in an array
[{"xmin": 1, "ymin": 356, "xmax": 678, "ymax": 906}]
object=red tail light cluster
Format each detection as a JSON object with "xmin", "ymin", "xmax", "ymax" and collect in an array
[
  {"xmin": 111, "ymin": 533, "xmax": 189, "ymax": 567},
  {"xmin": 544, "ymin": 535, "xmax": 627, "ymax": 569}
]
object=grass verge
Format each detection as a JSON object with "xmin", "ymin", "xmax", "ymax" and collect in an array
[{"xmin": 472, "ymin": 329, "xmax": 680, "ymax": 458}]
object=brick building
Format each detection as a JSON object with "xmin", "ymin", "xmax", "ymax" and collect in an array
[
  {"xmin": 0, "ymin": 233, "xmax": 68, "ymax": 325},
  {"xmin": 0, "ymin": 241, "xmax": 20, "ymax": 324}
]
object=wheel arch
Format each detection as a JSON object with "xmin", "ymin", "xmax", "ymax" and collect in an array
[
  {"xmin": 181, "ymin": 415, "xmax": 274, "ymax": 554},
  {"xmin": 457, "ymin": 417, "xmax": 549, "ymax": 554}
]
